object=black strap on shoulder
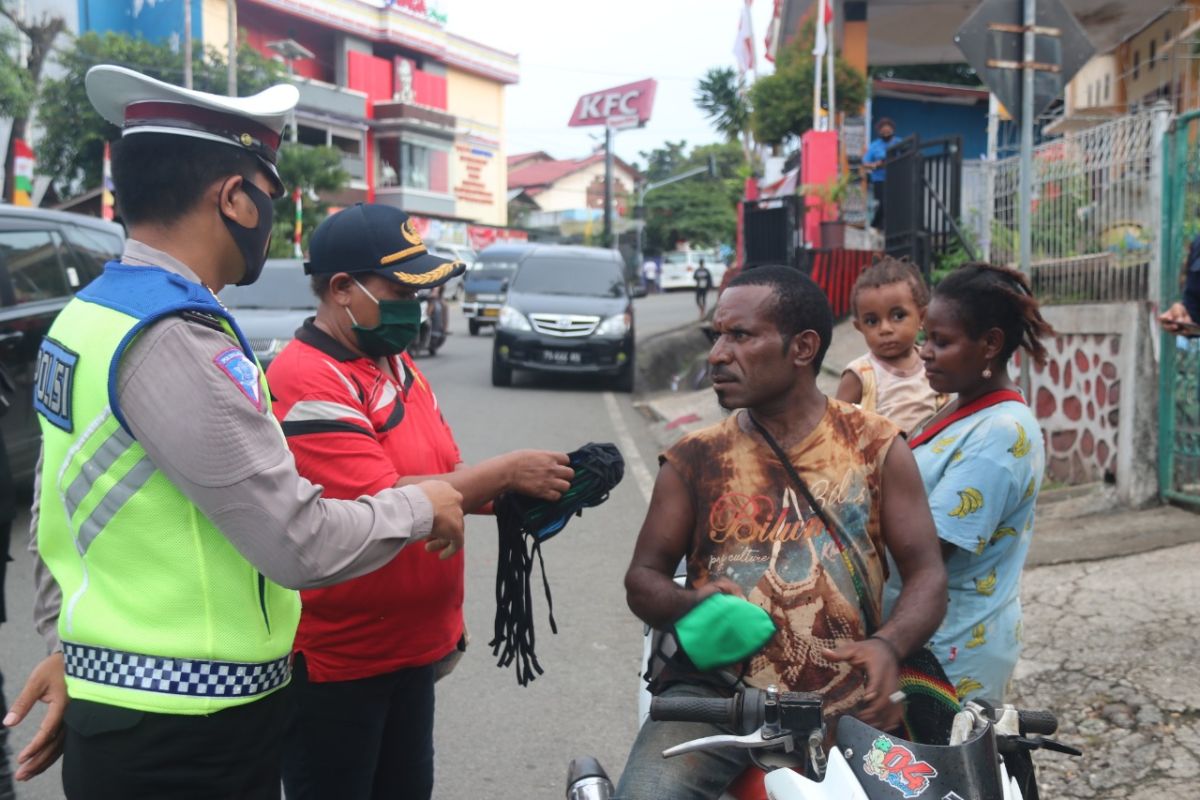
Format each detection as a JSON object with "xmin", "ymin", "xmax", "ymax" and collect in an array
[{"xmin": 745, "ymin": 411, "xmax": 880, "ymax": 632}]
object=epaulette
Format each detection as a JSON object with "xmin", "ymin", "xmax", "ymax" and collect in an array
[{"xmin": 180, "ymin": 309, "xmax": 227, "ymax": 332}]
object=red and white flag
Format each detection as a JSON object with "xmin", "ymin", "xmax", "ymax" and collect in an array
[
  {"xmin": 764, "ymin": 0, "xmax": 782, "ymax": 63},
  {"xmin": 733, "ymin": 0, "xmax": 755, "ymax": 74},
  {"xmin": 812, "ymin": 0, "xmax": 833, "ymax": 56}
]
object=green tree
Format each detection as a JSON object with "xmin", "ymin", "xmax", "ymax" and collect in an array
[
  {"xmin": 695, "ymin": 66, "xmax": 754, "ymax": 166},
  {"xmin": 1, "ymin": 0, "xmax": 66, "ymax": 201},
  {"xmin": 268, "ymin": 144, "xmax": 349, "ymax": 258},
  {"xmin": 636, "ymin": 139, "xmax": 689, "ymax": 183},
  {"xmin": 639, "ymin": 140, "xmax": 746, "ymax": 253},
  {"xmin": 0, "ymin": 27, "xmax": 32, "ymax": 119},
  {"xmin": 749, "ymin": 18, "xmax": 867, "ymax": 147},
  {"xmin": 36, "ymin": 31, "xmax": 283, "ymax": 196}
]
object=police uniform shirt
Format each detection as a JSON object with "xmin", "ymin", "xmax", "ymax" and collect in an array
[{"xmin": 30, "ymin": 240, "xmax": 436, "ymax": 651}]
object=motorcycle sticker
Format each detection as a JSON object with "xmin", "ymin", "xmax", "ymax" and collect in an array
[
  {"xmin": 943, "ymin": 793, "xmax": 965, "ymax": 800},
  {"xmin": 862, "ymin": 736, "xmax": 937, "ymax": 798}
]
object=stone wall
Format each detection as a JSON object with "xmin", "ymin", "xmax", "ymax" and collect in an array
[
  {"xmin": 1023, "ymin": 302, "xmax": 1158, "ymax": 506},
  {"xmin": 1030, "ymin": 333, "xmax": 1122, "ymax": 483}
]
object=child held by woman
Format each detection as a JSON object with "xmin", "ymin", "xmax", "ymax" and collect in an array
[{"xmin": 836, "ymin": 257, "xmax": 947, "ymax": 434}]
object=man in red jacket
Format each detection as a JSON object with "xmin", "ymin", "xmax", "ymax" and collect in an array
[{"xmin": 268, "ymin": 204, "xmax": 574, "ymax": 800}]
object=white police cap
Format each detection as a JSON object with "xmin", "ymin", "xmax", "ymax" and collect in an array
[{"xmin": 85, "ymin": 64, "xmax": 299, "ymax": 195}]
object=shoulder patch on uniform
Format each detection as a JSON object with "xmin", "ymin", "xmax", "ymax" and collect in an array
[
  {"xmin": 181, "ymin": 309, "xmax": 227, "ymax": 331},
  {"xmin": 34, "ymin": 337, "xmax": 78, "ymax": 432},
  {"xmin": 213, "ymin": 347, "xmax": 263, "ymax": 411}
]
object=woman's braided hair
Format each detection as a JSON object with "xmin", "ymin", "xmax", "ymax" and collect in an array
[{"xmin": 934, "ymin": 262, "xmax": 1056, "ymax": 367}]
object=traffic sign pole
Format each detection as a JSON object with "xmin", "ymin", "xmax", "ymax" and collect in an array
[
  {"xmin": 1019, "ymin": 0, "xmax": 1035, "ymax": 394},
  {"xmin": 1019, "ymin": 0, "xmax": 1035, "ymax": 279}
]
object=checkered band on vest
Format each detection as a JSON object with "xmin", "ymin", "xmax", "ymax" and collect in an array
[{"xmin": 63, "ymin": 642, "xmax": 291, "ymax": 698}]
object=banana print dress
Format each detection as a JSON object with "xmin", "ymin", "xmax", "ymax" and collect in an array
[{"xmin": 883, "ymin": 399, "xmax": 1045, "ymax": 704}]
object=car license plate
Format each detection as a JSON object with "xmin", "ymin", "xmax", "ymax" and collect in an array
[
  {"xmin": 482, "ymin": 307, "xmax": 499, "ymax": 317},
  {"xmin": 541, "ymin": 349, "xmax": 582, "ymax": 365}
]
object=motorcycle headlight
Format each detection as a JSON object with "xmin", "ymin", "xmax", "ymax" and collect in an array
[
  {"xmin": 596, "ymin": 312, "xmax": 631, "ymax": 337},
  {"xmin": 499, "ymin": 305, "xmax": 532, "ymax": 331}
]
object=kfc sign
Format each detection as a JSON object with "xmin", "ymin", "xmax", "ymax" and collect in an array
[{"xmin": 568, "ymin": 79, "xmax": 657, "ymax": 128}]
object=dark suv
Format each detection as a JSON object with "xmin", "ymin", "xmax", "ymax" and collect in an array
[
  {"xmin": 491, "ymin": 245, "xmax": 634, "ymax": 391},
  {"xmin": 0, "ymin": 206, "xmax": 124, "ymax": 481}
]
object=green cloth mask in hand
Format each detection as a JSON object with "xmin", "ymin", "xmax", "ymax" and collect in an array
[
  {"xmin": 348, "ymin": 279, "xmax": 422, "ymax": 357},
  {"xmin": 674, "ymin": 592, "xmax": 776, "ymax": 671}
]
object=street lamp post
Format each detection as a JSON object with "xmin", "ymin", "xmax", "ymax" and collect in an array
[{"xmin": 634, "ymin": 157, "xmax": 717, "ymax": 272}]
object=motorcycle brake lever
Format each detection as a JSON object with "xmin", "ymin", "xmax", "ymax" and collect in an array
[
  {"xmin": 1029, "ymin": 737, "xmax": 1083, "ymax": 757},
  {"xmin": 662, "ymin": 729, "xmax": 794, "ymax": 759}
]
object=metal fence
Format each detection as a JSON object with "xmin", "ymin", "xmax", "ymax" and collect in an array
[
  {"xmin": 883, "ymin": 135, "xmax": 964, "ymax": 277},
  {"xmin": 988, "ymin": 106, "xmax": 1170, "ymax": 305}
]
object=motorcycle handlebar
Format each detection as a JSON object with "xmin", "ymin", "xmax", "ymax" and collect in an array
[
  {"xmin": 1018, "ymin": 709, "xmax": 1058, "ymax": 737},
  {"xmin": 650, "ymin": 696, "xmax": 740, "ymax": 727}
]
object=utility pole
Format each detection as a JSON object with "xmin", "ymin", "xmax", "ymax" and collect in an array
[
  {"xmin": 183, "ymin": 0, "xmax": 193, "ymax": 89},
  {"xmin": 227, "ymin": 0, "xmax": 237, "ymax": 96},
  {"xmin": 1018, "ymin": 0, "xmax": 1035, "ymax": 393},
  {"xmin": 604, "ymin": 124, "xmax": 615, "ymax": 249}
]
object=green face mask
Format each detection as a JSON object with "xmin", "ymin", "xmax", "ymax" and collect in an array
[
  {"xmin": 674, "ymin": 592, "xmax": 776, "ymax": 671},
  {"xmin": 348, "ymin": 279, "xmax": 422, "ymax": 358}
]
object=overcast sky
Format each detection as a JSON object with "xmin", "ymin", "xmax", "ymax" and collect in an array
[{"xmin": 443, "ymin": 0, "xmax": 779, "ymax": 166}]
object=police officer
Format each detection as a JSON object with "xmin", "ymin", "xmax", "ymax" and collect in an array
[{"xmin": 1, "ymin": 65, "xmax": 465, "ymax": 798}]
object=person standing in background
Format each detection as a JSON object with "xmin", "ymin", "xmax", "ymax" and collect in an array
[
  {"xmin": 864, "ymin": 118, "xmax": 897, "ymax": 230},
  {"xmin": 693, "ymin": 259, "xmax": 713, "ymax": 319}
]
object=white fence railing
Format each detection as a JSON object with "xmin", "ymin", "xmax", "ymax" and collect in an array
[{"xmin": 986, "ymin": 105, "xmax": 1172, "ymax": 305}]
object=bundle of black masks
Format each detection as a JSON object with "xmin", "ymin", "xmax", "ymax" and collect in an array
[{"xmin": 490, "ymin": 442, "xmax": 624, "ymax": 686}]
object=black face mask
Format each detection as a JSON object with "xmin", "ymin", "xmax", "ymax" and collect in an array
[
  {"xmin": 881, "ymin": 133, "xmax": 894, "ymax": 142},
  {"xmin": 221, "ymin": 178, "xmax": 275, "ymax": 287}
]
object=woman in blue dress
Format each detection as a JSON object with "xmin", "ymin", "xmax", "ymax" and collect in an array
[{"xmin": 885, "ymin": 263, "xmax": 1054, "ymax": 704}]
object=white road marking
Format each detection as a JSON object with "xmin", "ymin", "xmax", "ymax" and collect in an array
[{"xmin": 603, "ymin": 391, "xmax": 655, "ymax": 504}]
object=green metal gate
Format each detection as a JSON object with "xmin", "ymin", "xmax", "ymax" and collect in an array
[{"xmin": 1159, "ymin": 110, "xmax": 1200, "ymax": 506}]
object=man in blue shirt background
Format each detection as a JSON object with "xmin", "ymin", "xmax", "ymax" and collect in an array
[{"xmin": 864, "ymin": 117, "xmax": 897, "ymax": 230}]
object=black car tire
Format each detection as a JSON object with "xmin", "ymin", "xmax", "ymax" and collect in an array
[
  {"xmin": 491, "ymin": 352, "xmax": 513, "ymax": 387},
  {"xmin": 469, "ymin": 319, "xmax": 481, "ymax": 336}
]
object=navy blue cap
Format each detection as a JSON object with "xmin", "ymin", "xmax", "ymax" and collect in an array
[{"xmin": 304, "ymin": 203, "xmax": 466, "ymax": 288}]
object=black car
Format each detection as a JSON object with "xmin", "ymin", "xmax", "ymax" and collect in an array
[
  {"xmin": 491, "ymin": 245, "xmax": 634, "ymax": 391},
  {"xmin": 219, "ymin": 259, "xmax": 315, "ymax": 369},
  {"xmin": 0, "ymin": 205, "xmax": 125, "ymax": 482}
]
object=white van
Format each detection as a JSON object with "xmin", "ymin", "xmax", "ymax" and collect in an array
[{"xmin": 658, "ymin": 250, "xmax": 725, "ymax": 291}]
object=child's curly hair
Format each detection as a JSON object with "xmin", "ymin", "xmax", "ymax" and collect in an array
[{"xmin": 850, "ymin": 256, "xmax": 930, "ymax": 317}]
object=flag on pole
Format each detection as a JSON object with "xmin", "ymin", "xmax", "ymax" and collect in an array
[
  {"xmin": 812, "ymin": 0, "xmax": 832, "ymax": 57},
  {"xmin": 734, "ymin": 0, "xmax": 755, "ymax": 75},
  {"xmin": 101, "ymin": 141, "xmax": 115, "ymax": 221},
  {"xmin": 764, "ymin": 0, "xmax": 782, "ymax": 63},
  {"xmin": 293, "ymin": 186, "xmax": 303, "ymax": 257},
  {"xmin": 13, "ymin": 139, "xmax": 34, "ymax": 207}
]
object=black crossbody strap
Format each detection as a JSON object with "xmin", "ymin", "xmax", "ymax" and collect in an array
[{"xmin": 746, "ymin": 410, "xmax": 881, "ymax": 632}]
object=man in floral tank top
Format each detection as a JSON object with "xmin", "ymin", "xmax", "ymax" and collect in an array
[{"xmin": 615, "ymin": 267, "xmax": 948, "ymax": 800}]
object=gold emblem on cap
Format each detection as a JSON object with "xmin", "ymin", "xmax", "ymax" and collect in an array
[
  {"xmin": 239, "ymin": 132, "xmax": 253, "ymax": 147},
  {"xmin": 392, "ymin": 260, "xmax": 461, "ymax": 285},
  {"xmin": 380, "ymin": 219, "xmax": 429, "ymax": 265}
]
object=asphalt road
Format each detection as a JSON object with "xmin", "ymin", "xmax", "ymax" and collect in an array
[{"xmin": 0, "ymin": 290, "xmax": 700, "ymax": 799}]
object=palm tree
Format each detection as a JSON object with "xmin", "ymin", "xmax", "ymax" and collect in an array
[{"xmin": 695, "ymin": 67, "xmax": 753, "ymax": 166}]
